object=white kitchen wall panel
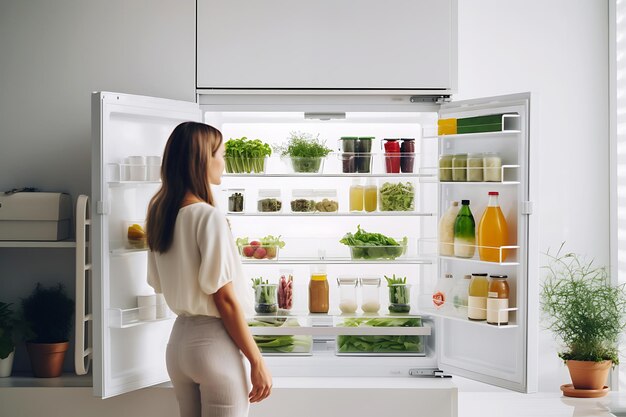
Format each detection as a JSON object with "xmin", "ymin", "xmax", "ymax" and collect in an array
[{"xmin": 196, "ymin": 0, "xmax": 457, "ymax": 92}]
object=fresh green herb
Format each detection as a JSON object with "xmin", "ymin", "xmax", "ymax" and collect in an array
[
  {"xmin": 541, "ymin": 245, "xmax": 626, "ymax": 364},
  {"xmin": 290, "ymin": 199, "xmax": 316, "ymax": 212},
  {"xmin": 274, "ymin": 131, "xmax": 333, "ymax": 173},
  {"xmin": 251, "ymin": 278, "xmax": 277, "ymax": 313},
  {"xmin": 258, "ymin": 198, "xmax": 282, "ymax": 212},
  {"xmin": 385, "ymin": 274, "xmax": 410, "ymax": 313},
  {"xmin": 339, "ymin": 225, "xmax": 407, "ymax": 259},
  {"xmin": 225, "ymin": 137, "xmax": 272, "ymax": 173},
  {"xmin": 379, "ymin": 181, "xmax": 415, "ymax": 211},
  {"xmin": 337, "ymin": 317, "xmax": 423, "ymax": 353}
]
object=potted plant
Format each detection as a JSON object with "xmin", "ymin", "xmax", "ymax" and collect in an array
[
  {"xmin": 541, "ymin": 246, "xmax": 626, "ymax": 396},
  {"xmin": 21, "ymin": 283, "xmax": 74, "ymax": 378},
  {"xmin": 224, "ymin": 137, "xmax": 272, "ymax": 173},
  {"xmin": 0, "ymin": 302, "xmax": 16, "ymax": 378},
  {"xmin": 275, "ymin": 131, "xmax": 333, "ymax": 173}
]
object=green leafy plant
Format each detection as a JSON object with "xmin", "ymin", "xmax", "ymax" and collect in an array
[
  {"xmin": 0, "ymin": 302, "xmax": 16, "ymax": 359},
  {"xmin": 379, "ymin": 181, "xmax": 415, "ymax": 211},
  {"xmin": 339, "ymin": 225, "xmax": 408, "ymax": 259},
  {"xmin": 385, "ymin": 275, "xmax": 411, "ymax": 313},
  {"xmin": 274, "ymin": 131, "xmax": 333, "ymax": 173},
  {"xmin": 337, "ymin": 317, "xmax": 422, "ymax": 353},
  {"xmin": 22, "ymin": 283, "xmax": 74, "ymax": 343},
  {"xmin": 251, "ymin": 278, "xmax": 277, "ymax": 313},
  {"xmin": 224, "ymin": 137, "xmax": 272, "ymax": 173},
  {"xmin": 541, "ymin": 245, "xmax": 626, "ymax": 364}
]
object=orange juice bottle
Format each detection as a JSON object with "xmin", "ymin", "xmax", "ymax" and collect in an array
[{"xmin": 477, "ymin": 191, "xmax": 509, "ymax": 262}]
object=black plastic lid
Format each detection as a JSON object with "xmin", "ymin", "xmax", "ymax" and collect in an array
[
  {"xmin": 461, "ymin": 199, "xmax": 470, "ymax": 205},
  {"xmin": 383, "ymin": 138, "xmax": 400, "ymax": 142},
  {"xmin": 490, "ymin": 275, "xmax": 508, "ymax": 279},
  {"xmin": 400, "ymin": 138, "xmax": 415, "ymax": 141},
  {"xmin": 471, "ymin": 273, "xmax": 488, "ymax": 277}
]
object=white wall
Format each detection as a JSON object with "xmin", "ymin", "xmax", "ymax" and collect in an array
[
  {"xmin": 0, "ymin": 0, "xmax": 195, "ymax": 373},
  {"xmin": 456, "ymin": 0, "xmax": 610, "ymax": 391}
]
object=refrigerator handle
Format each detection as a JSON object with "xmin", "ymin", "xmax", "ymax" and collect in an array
[{"xmin": 74, "ymin": 194, "xmax": 93, "ymax": 375}]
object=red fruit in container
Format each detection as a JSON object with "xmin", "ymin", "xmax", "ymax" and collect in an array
[
  {"xmin": 242, "ymin": 246, "xmax": 256, "ymax": 257},
  {"xmin": 250, "ymin": 240, "xmax": 261, "ymax": 248},
  {"xmin": 265, "ymin": 246, "xmax": 277, "ymax": 259},
  {"xmin": 253, "ymin": 247, "xmax": 267, "ymax": 259}
]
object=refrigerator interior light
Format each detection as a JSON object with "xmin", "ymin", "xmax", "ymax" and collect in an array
[{"xmin": 304, "ymin": 112, "xmax": 347, "ymax": 121}]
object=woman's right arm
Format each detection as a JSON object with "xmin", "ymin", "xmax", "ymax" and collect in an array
[{"xmin": 213, "ymin": 282, "xmax": 272, "ymax": 403}]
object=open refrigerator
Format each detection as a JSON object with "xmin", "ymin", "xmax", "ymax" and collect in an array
[{"xmin": 89, "ymin": 91, "xmax": 537, "ymax": 399}]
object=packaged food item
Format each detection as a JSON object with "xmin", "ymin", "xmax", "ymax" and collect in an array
[
  {"xmin": 385, "ymin": 274, "xmax": 410, "ymax": 313},
  {"xmin": 278, "ymin": 270, "xmax": 294, "ymax": 310},
  {"xmin": 483, "ymin": 152, "xmax": 502, "ymax": 182},
  {"xmin": 400, "ymin": 138, "xmax": 416, "ymax": 173},
  {"xmin": 313, "ymin": 189, "xmax": 339, "ymax": 212},
  {"xmin": 337, "ymin": 277, "xmax": 358, "ymax": 314},
  {"xmin": 257, "ymin": 189, "xmax": 282, "ymax": 212},
  {"xmin": 349, "ymin": 179, "xmax": 364, "ymax": 212},
  {"xmin": 487, "ymin": 275, "xmax": 510, "ymax": 325},
  {"xmin": 456, "ymin": 113, "xmax": 511, "ymax": 134},
  {"xmin": 438, "ymin": 154, "xmax": 454, "ymax": 182},
  {"xmin": 478, "ymin": 191, "xmax": 509, "ymax": 262},
  {"xmin": 468, "ymin": 273, "xmax": 489, "ymax": 320},
  {"xmin": 251, "ymin": 278, "xmax": 278, "ymax": 314},
  {"xmin": 249, "ymin": 318, "xmax": 313, "ymax": 355},
  {"xmin": 467, "ymin": 153, "xmax": 484, "ymax": 182},
  {"xmin": 360, "ymin": 277, "xmax": 381, "ymax": 313},
  {"xmin": 383, "ymin": 139, "xmax": 401, "ymax": 173},
  {"xmin": 438, "ymin": 118, "xmax": 457, "ymax": 135},
  {"xmin": 364, "ymin": 179, "xmax": 377, "ymax": 212},
  {"xmin": 439, "ymin": 201, "xmax": 460, "ymax": 256},
  {"xmin": 452, "ymin": 154, "xmax": 468, "ymax": 182},
  {"xmin": 236, "ymin": 235, "xmax": 285, "ymax": 260},
  {"xmin": 379, "ymin": 180, "xmax": 415, "ymax": 211},
  {"xmin": 290, "ymin": 189, "xmax": 316, "ymax": 212},
  {"xmin": 432, "ymin": 273, "xmax": 454, "ymax": 310},
  {"xmin": 450, "ymin": 274, "xmax": 472, "ymax": 316},
  {"xmin": 309, "ymin": 265, "xmax": 329, "ymax": 313},
  {"xmin": 126, "ymin": 221, "xmax": 147, "ymax": 249},
  {"xmin": 356, "ymin": 137, "xmax": 374, "ymax": 173},
  {"xmin": 454, "ymin": 200, "xmax": 476, "ymax": 258},
  {"xmin": 227, "ymin": 189, "xmax": 245, "ymax": 213}
]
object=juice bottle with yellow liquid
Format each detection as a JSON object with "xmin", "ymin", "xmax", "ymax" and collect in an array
[
  {"xmin": 467, "ymin": 273, "xmax": 489, "ymax": 320},
  {"xmin": 349, "ymin": 179, "xmax": 364, "ymax": 211},
  {"xmin": 364, "ymin": 178, "xmax": 377, "ymax": 212},
  {"xmin": 477, "ymin": 191, "xmax": 509, "ymax": 262}
]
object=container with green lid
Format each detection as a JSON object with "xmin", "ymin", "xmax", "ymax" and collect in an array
[{"xmin": 339, "ymin": 137, "xmax": 359, "ymax": 153}]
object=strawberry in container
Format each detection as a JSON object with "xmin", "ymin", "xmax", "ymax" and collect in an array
[
  {"xmin": 236, "ymin": 235, "xmax": 286, "ymax": 260},
  {"xmin": 278, "ymin": 271, "xmax": 294, "ymax": 311}
]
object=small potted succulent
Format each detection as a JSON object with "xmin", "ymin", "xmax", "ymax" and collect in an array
[
  {"xmin": 275, "ymin": 131, "xmax": 333, "ymax": 173},
  {"xmin": 224, "ymin": 137, "xmax": 272, "ymax": 174},
  {"xmin": 541, "ymin": 245, "xmax": 626, "ymax": 396},
  {"xmin": 0, "ymin": 302, "xmax": 16, "ymax": 378},
  {"xmin": 22, "ymin": 283, "xmax": 74, "ymax": 378}
]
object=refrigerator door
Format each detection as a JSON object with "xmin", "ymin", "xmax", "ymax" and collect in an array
[
  {"xmin": 91, "ymin": 92, "xmax": 201, "ymax": 398},
  {"xmin": 434, "ymin": 93, "xmax": 538, "ymax": 392}
]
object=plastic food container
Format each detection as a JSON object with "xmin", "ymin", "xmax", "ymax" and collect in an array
[
  {"xmin": 257, "ymin": 189, "xmax": 282, "ymax": 212},
  {"xmin": 335, "ymin": 316, "xmax": 425, "ymax": 356},
  {"xmin": 312, "ymin": 189, "xmax": 339, "ymax": 212},
  {"xmin": 224, "ymin": 156, "xmax": 268, "ymax": 174},
  {"xmin": 467, "ymin": 153, "xmax": 484, "ymax": 182},
  {"xmin": 227, "ymin": 189, "xmax": 245, "ymax": 213},
  {"xmin": 238, "ymin": 240, "xmax": 281, "ymax": 260},
  {"xmin": 439, "ymin": 154, "xmax": 453, "ymax": 182},
  {"xmin": 285, "ymin": 156, "xmax": 325, "ymax": 174},
  {"xmin": 124, "ymin": 220, "xmax": 147, "ymax": 250},
  {"xmin": 254, "ymin": 284, "xmax": 278, "ymax": 314},
  {"xmin": 347, "ymin": 239, "xmax": 408, "ymax": 261},
  {"xmin": 483, "ymin": 152, "xmax": 503, "ymax": 182},
  {"xmin": 452, "ymin": 154, "xmax": 468, "ymax": 182},
  {"xmin": 290, "ymin": 189, "xmax": 316, "ymax": 212},
  {"xmin": 249, "ymin": 318, "xmax": 313, "ymax": 355},
  {"xmin": 337, "ymin": 277, "xmax": 358, "ymax": 314},
  {"xmin": 378, "ymin": 180, "xmax": 415, "ymax": 212},
  {"xmin": 388, "ymin": 284, "xmax": 411, "ymax": 313},
  {"xmin": 360, "ymin": 277, "xmax": 381, "ymax": 313}
]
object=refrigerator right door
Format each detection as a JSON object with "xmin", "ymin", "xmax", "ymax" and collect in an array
[{"xmin": 433, "ymin": 93, "xmax": 538, "ymax": 392}]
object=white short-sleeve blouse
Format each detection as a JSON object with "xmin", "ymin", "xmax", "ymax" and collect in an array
[{"xmin": 147, "ymin": 202, "xmax": 253, "ymax": 317}]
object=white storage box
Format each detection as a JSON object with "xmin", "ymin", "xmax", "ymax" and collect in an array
[{"xmin": 0, "ymin": 192, "xmax": 72, "ymax": 241}]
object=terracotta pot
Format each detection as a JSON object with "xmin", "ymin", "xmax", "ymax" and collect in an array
[
  {"xmin": 0, "ymin": 350, "xmax": 15, "ymax": 378},
  {"xmin": 26, "ymin": 341, "xmax": 69, "ymax": 378},
  {"xmin": 566, "ymin": 360, "xmax": 612, "ymax": 390}
]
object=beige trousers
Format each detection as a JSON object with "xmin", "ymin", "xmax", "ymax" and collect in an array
[{"xmin": 167, "ymin": 316, "xmax": 250, "ymax": 417}]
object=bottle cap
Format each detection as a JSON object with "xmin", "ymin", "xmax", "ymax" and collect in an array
[
  {"xmin": 490, "ymin": 275, "xmax": 508, "ymax": 279},
  {"xmin": 461, "ymin": 199, "xmax": 470, "ymax": 205},
  {"xmin": 471, "ymin": 273, "xmax": 488, "ymax": 277},
  {"xmin": 488, "ymin": 191, "xmax": 499, "ymax": 196}
]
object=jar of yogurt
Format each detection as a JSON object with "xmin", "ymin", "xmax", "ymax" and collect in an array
[{"xmin": 483, "ymin": 153, "xmax": 503, "ymax": 182}]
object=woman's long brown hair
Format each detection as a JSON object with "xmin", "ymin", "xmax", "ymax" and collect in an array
[{"xmin": 146, "ymin": 122, "xmax": 223, "ymax": 253}]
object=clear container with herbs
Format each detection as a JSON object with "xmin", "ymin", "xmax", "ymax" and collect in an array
[
  {"xmin": 251, "ymin": 278, "xmax": 278, "ymax": 314},
  {"xmin": 378, "ymin": 180, "xmax": 415, "ymax": 212},
  {"xmin": 290, "ymin": 189, "xmax": 316, "ymax": 212},
  {"xmin": 385, "ymin": 275, "xmax": 411, "ymax": 313},
  {"xmin": 257, "ymin": 189, "xmax": 283, "ymax": 212},
  {"xmin": 227, "ymin": 189, "xmax": 245, "ymax": 213}
]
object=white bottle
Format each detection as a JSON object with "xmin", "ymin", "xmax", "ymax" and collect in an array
[
  {"xmin": 438, "ymin": 201, "xmax": 460, "ymax": 256},
  {"xmin": 449, "ymin": 274, "xmax": 472, "ymax": 317},
  {"xmin": 432, "ymin": 273, "xmax": 454, "ymax": 311}
]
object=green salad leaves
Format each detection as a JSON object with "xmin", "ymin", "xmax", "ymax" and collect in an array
[{"xmin": 339, "ymin": 225, "xmax": 408, "ymax": 260}]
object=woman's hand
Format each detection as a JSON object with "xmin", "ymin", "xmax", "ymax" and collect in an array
[{"xmin": 248, "ymin": 360, "xmax": 272, "ymax": 403}]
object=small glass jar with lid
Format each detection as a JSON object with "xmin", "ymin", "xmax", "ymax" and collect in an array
[
  {"xmin": 438, "ymin": 154, "xmax": 454, "ymax": 182},
  {"xmin": 360, "ymin": 277, "xmax": 381, "ymax": 313},
  {"xmin": 312, "ymin": 189, "xmax": 339, "ymax": 212},
  {"xmin": 257, "ymin": 189, "xmax": 282, "ymax": 212},
  {"xmin": 452, "ymin": 154, "xmax": 468, "ymax": 182},
  {"xmin": 227, "ymin": 188, "xmax": 245, "ymax": 213},
  {"xmin": 467, "ymin": 153, "xmax": 484, "ymax": 182},
  {"xmin": 483, "ymin": 152, "xmax": 503, "ymax": 182},
  {"xmin": 290, "ymin": 189, "xmax": 316, "ymax": 212},
  {"xmin": 337, "ymin": 277, "xmax": 358, "ymax": 314}
]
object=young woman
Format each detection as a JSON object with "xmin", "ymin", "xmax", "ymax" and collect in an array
[{"xmin": 146, "ymin": 121, "xmax": 272, "ymax": 417}]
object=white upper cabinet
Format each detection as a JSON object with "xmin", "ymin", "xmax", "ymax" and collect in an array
[{"xmin": 197, "ymin": 0, "xmax": 457, "ymax": 92}]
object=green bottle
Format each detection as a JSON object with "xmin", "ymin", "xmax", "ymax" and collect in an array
[{"xmin": 453, "ymin": 200, "xmax": 476, "ymax": 258}]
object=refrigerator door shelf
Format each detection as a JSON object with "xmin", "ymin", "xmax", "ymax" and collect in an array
[
  {"xmin": 108, "ymin": 307, "xmax": 174, "ymax": 329},
  {"xmin": 422, "ymin": 113, "xmax": 522, "ymax": 139}
]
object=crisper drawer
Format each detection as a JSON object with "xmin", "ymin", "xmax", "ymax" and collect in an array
[
  {"xmin": 248, "ymin": 317, "xmax": 313, "ymax": 356},
  {"xmin": 335, "ymin": 316, "xmax": 426, "ymax": 356}
]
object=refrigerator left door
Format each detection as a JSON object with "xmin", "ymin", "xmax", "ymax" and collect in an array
[{"xmin": 91, "ymin": 91, "xmax": 202, "ymax": 398}]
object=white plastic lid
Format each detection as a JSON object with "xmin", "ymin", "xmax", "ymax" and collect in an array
[
  {"xmin": 258, "ymin": 189, "xmax": 281, "ymax": 198},
  {"xmin": 292, "ymin": 189, "xmax": 315, "ymax": 198}
]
